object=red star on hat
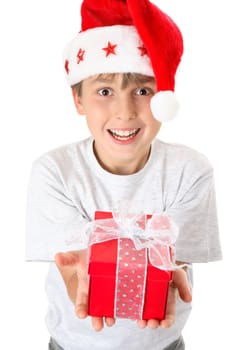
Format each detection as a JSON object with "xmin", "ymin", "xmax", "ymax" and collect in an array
[
  {"xmin": 138, "ymin": 46, "xmax": 148, "ymax": 57},
  {"xmin": 77, "ymin": 48, "xmax": 85, "ymax": 64},
  {"xmin": 64, "ymin": 59, "xmax": 69, "ymax": 74},
  {"xmin": 102, "ymin": 41, "xmax": 117, "ymax": 57}
]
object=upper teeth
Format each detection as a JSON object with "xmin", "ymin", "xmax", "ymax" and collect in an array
[{"xmin": 110, "ymin": 129, "xmax": 138, "ymax": 137}]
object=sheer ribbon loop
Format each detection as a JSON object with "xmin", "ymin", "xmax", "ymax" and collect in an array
[{"xmin": 88, "ymin": 211, "xmax": 186, "ymax": 270}]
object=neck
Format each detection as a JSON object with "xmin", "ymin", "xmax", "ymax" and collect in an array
[{"xmin": 93, "ymin": 143, "xmax": 151, "ymax": 175}]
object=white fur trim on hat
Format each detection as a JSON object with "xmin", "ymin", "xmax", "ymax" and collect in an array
[
  {"xmin": 150, "ymin": 91, "xmax": 180, "ymax": 122},
  {"xmin": 63, "ymin": 25, "xmax": 153, "ymax": 86}
]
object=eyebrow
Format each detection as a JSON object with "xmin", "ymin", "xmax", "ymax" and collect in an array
[{"xmin": 135, "ymin": 77, "xmax": 155, "ymax": 84}]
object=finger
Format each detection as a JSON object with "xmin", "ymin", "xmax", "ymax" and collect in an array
[
  {"xmin": 75, "ymin": 296, "xmax": 88, "ymax": 319},
  {"xmin": 137, "ymin": 319, "xmax": 147, "ymax": 329},
  {"xmin": 92, "ymin": 316, "xmax": 104, "ymax": 332},
  {"xmin": 172, "ymin": 269, "xmax": 192, "ymax": 302},
  {"xmin": 105, "ymin": 317, "xmax": 115, "ymax": 327},
  {"xmin": 75, "ymin": 250, "xmax": 89, "ymax": 318},
  {"xmin": 160, "ymin": 282, "xmax": 178, "ymax": 328},
  {"xmin": 75, "ymin": 268, "xmax": 88, "ymax": 319},
  {"xmin": 147, "ymin": 319, "xmax": 160, "ymax": 329}
]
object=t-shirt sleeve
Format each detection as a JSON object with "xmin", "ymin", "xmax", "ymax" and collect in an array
[
  {"xmin": 167, "ymin": 158, "xmax": 222, "ymax": 263},
  {"xmin": 26, "ymin": 156, "xmax": 89, "ymax": 262}
]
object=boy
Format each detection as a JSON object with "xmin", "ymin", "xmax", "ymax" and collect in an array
[{"xmin": 26, "ymin": 1, "xmax": 222, "ymax": 349}]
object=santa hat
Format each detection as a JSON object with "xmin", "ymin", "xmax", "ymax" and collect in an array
[{"xmin": 63, "ymin": 0, "xmax": 183, "ymax": 122}]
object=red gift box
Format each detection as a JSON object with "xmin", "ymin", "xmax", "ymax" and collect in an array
[{"xmin": 88, "ymin": 211, "xmax": 173, "ymax": 320}]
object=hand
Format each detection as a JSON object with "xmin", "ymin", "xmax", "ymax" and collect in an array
[
  {"xmin": 55, "ymin": 252, "xmax": 191, "ymax": 331},
  {"xmin": 54, "ymin": 250, "xmax": 115, "ymax": 331},
  {"xmin": 137, "ymin": 267, "xmax": 192, "ymax": 329}
]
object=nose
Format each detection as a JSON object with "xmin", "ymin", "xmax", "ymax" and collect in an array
[{"xmin": 115, "ymin": 95, "xmax": 137, "ymax": 121}]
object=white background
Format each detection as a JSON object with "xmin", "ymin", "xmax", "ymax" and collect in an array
[{"xmin": 0, "ymin": 0, "xmax": 232, "ymax": 349}]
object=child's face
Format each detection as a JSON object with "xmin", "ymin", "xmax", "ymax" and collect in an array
[{"xmin": 73, "ymin": 73, "xmax": 161, "ymax": 175}]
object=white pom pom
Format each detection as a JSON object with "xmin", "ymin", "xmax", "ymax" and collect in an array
[{"xmin": 150, "ymin": 91, "xmax": 180, "ymax": 122}]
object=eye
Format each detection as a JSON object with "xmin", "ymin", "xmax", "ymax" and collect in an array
[
  {"xmin": 98, "ymin": 88, "xmax": 113, "ymax": 96},
  {"xmin": 135, "ymin": 88, "xmax": 152, "ymax": 96}
]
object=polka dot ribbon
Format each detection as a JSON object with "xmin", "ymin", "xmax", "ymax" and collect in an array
[{"xmin": 115, "ymin": 238, "xmax": 147, "ymax": 319}]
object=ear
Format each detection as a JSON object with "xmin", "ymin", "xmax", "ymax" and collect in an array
[{"xmin": 72, "ymin": 88, "xmax": 85, "ymax": 115}]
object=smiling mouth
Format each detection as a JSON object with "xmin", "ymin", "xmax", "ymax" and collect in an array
[{"xmin": 108, "ymin": 128, "xmax": 140, "ymax": 141}]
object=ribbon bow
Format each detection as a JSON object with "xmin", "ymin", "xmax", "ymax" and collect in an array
[{"xmin": 88, "ymin": 209, "xmax": 180, "ymax": 270}]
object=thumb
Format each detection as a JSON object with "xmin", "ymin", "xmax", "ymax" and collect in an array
[
  {"xmin": 75, "ymin": 263, "xmax": 89, "ymax": 319},
  {"xmin": 172, "ymin": 268, "xmax": 192, "ymax": 303}
]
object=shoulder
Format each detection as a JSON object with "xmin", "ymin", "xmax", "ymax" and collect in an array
[
  {"xmin": 154, "ymin": 139, "xmax": 213, "ymax": 175},
  {"xmin": 31, "ymin": 137, "xmax": 92, "ymax": 175},
  {"xmin": 28, "ymin": 137, "xmax": 93, "ymax": 193}
]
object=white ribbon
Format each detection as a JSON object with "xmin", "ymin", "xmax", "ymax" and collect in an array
[{"xmin": 88, "ymin": 211, "xmax": 186, "ymax": 271}]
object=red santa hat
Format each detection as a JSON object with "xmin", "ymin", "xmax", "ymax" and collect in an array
[{"xmin": 63, "ymin": 0, "xmax": 183, "ymax": 122}]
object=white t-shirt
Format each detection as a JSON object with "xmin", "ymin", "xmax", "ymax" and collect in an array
[{"xmin": 26, "ymin": 137, "xmax": 222, "ymax": 350}]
